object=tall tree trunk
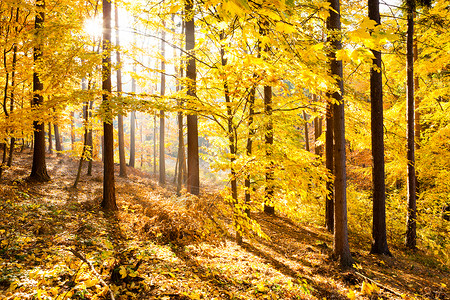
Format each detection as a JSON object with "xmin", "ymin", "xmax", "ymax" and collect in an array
[
  {"xmin": 7, "ymin": 12, "xmax": 18, "ymax": 167},
  {"xmin": 303, "ymin": 111, "xmax": 310, "ymax": 152},
  {"xmin": 54, "ymin": 123, "xmax": 62, "ymax": 155},
  {"xmin": 71, "ymin": 111, "xmax": 75, "ymax": 150},
  {"xmin": 176, "ymin": 133, "xmax": 184, "ymax": 193},
  {"xmin": 159, "ymin": 25, "xmax": 166, "ymax": 185},
  {"xmin": 313, "ymin": 94, "xmax": 323, "ymax": 157},
  {"xmin": 73, "ymin": 102, "xmax": 90, "ymax": 189},
  {"xmin": 153, "ymin": 112, "xmax": 157, "ymax": 174},
  {"xmin": 176, "ymin": 62, "xmax": 184, "ymax": 194},
  {"xmin": 245, "ymin": 86, "xmax": 256, "ymax": 216},
  {"xmin": 414, "ymin": 40, "xmax": 420, "ymax": 149},
  {"xmin": 0, "ymin": 143, "xmax": 7, "ymax": 179},
  {"xmin": 176, "ymin": 93, "xmax": 184, "ymax": 192},
  {"xmin": 261, "ymin": 20, "xmax": 274, "ymax": 215},
  {"xmin": 405, "ymin": 6, "xmax": 417, "ymax": 249},
  {"xmin": 48, "ymin": 123, "xmax": 53, "ymax": 154},
  {"xmin": 328, "ymin": 0, "xmax": 353, "ymax": 267},
  {"xmin": 185, "ymin": 0, "xmax": 199, "ymax": 195},
  {"xmin": 220, "ymin": 37, "xmax": 241, "ymax": 244},
  {"xmin": 30, "ymin": 0, "xmax": 50, "ymax": 182},
  {"xmin": 129, "ymin": 110, "xmax": 136, "ymax": 168},
  {"xmin": 175, "ymin": 22, "xmax": 185, "ymax": 193},
  {"xmin": 264, "ymin": 84, "xmax": 275, "ymax": 215},
  {"xmin": 369, "ymin": 0, "xmax": 391, "ymax": 255},
  {"xmin": 115, "ymin": 3, "xmax": 127, "ymax": 178},
  {"xmin": 140, "ymin": 113, "xmax": 143, "ymax": 167},
  {"xmin": 101, "ymin": 0, "xmax": 117, "ymax": 211},
  {"xmin": 325, "ymin": 98, "xmax": 334, "ymax": 232},
  {"xmin": 87, "ymin": 100, "xmax": 93, "ymax": 175}
]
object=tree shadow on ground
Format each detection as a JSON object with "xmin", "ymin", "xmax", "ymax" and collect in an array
[{"xmin": 242, "ymin": 213, "xmax": 348, "ymax": 299}]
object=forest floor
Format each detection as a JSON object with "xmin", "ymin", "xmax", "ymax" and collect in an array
[{"xmin": 0, "ymin": 150, "xmax": 449, "ymax": 300}]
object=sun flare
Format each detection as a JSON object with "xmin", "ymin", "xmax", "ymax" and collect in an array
[{"xmin": 83, "ymin": 16, "xmax": 103, "ymax": 38}]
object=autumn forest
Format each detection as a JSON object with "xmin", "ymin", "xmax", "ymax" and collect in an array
[{"xmin": 0, "ymin": 0, "xmax": 449, "ymax": 299}]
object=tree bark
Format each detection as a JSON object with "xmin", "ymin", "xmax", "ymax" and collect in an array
[
  {"xmin": 115, "ymin": 4, "xmax": 127, "ymax": 178},
  {"xmin": 328, "ymin": 0, "xmax": 353, "ymax": 267},
  {"xmin": 405, "ymin": 6, "xmax": 416, "ymax": 249},
  {"xmin": 369, "ymin": 0, "xmax": 391, "ymax": 256},
  {"xmin": 101, "ymin": 0, "xmax": 117, "ymax": 211},
  {"xmin": 185, "ymin": 0, "xmax": 199, "ymax": 195},
  {"xmin": 30, "ymin": 0, "xmax": 50, "ymax": 182}
]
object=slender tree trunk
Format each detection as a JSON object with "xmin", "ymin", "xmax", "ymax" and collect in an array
[
  {"xmin": 174, "ymin": 150, "xmax": 179, "ymax": 184},
  {"xmin": 71, "ymin": 111, "xmax": 75, "ymax": 150},
  {"xmin": 245, "ymin": 86, "xmax": 256, "ymax": 216},
  {"xmin": 129, "ymin": 111, "xmax": 136, "ymax": 167},
  {"xmin": 140, "ymin": 113, "xmax": 143, "ymax": 168},
  {"xmin": 314, "ymin": 94, "xmax": 323, "ymax": 157},
  {"xmin": 325, "ymin": 97, "xmax": 334, "ymax": 232},
  {"xmin": 261, "ymin": 20, "xmax": 274, "ymax": 215},
  {"xmin": 0, "ymin": 143, "xmax": 7, "ymax": 179},
  {"xmin": 414, "ymin": 40, "xmax": 420, "ymax": 149},
  {"xmin": 30, "ymin": 0, "xmax": 50, "ymax": 182},
  {"xmin": 87, "ymin": 100, "xmax": 94, "ymax": 175},
  {"xmin": 176, "ymin": 35, "xmax": 185, "ymax": 193},
  {"xmin": 264, "ymin": 84, "xmax": 275, "ymax": 215},
  {"xmin": 328, "ymin": 0, "xmax": 353, "ymax": 267},
  {"xmin": 153, "ymin": 112, "xmax": 157, "ymax": 174},
  {"xmin": 185, "ymin": 0, "xmax": 199, "ymax": 195},
  {"xmin": 48, "ymin": 123, "xmax": 53, "ymax": 154},
  {"xmin": 405, "ymin": 7, "xmax": 416, "ymax": 249},
  {"xmin": 7, "ymin": 137, "xmax": 15, "ymax": 167},
  {"xmin": 73, "ymin": 103, "xmax": 89, "ymax": 189},
  {"xmin": 177, "ymin": 109, "xmax": 184, "ymax": 195},
  {"xmin": 303, "ymin": 111, "xmax": 310, "ymax": 152},
  {"xmin": 101, "ymin": 0, "xmax": 117, "ymax": 211},
  {"xmin": 220, "ymin": 38, "xmax": 241, "ymax": 244},
  {"xmin": 115, "ymin": 4, "xmax": 127, "ymax": 178},
  {"xmin": 7, "ymin": 15, "xmax": 18, "ymax": 167},
  {"xmin": 159, "ymin": 25, "xmax": 166, "ymax": 185},
  {"xmin": 54, "ymin": 124, "xmax": 62, "ymax": 154},
  {"xmin": 369, "ymin": 0, "xmax": 391, "ymax": 255}
]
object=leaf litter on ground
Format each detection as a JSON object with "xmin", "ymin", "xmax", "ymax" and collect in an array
[{"xmin": 0, "ymin": 151, "xmax": 449, "ymax": 299}]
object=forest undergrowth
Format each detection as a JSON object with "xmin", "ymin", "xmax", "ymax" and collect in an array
[{"xmin": 0, "ymin": 151, "xmax": 449, "ymax": 300}]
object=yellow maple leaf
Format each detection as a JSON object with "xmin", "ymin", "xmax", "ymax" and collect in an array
[{"xmin": 119, "ymin": 266, "xmax": 127, "ymax": 279}]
